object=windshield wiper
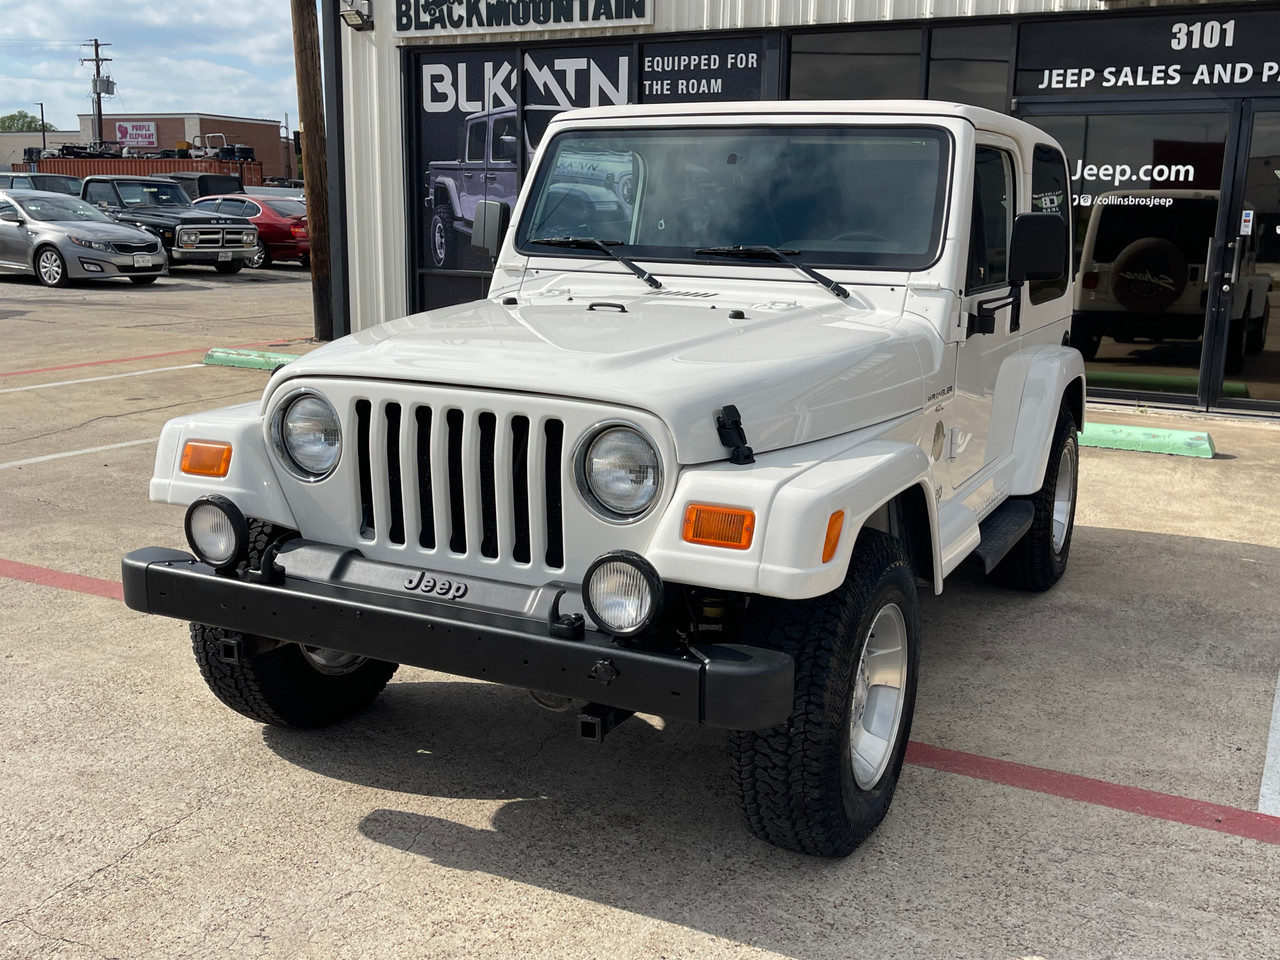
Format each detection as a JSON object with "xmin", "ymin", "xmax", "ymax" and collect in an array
[
  {"xmin": 695, "ymin": 245, "xmax": 848, "ymax": 300},
  {"xmin": 530, "ymin": 237, "xmax": 662, "ymax": 289}
]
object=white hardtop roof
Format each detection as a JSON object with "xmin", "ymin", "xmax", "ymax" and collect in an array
[{"xmin": 549, "ymin": 99, "xmax": 1042, "ymax": 140}]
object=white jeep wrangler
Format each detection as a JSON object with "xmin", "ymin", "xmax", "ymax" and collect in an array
[{"xmin": 123, "ymin": 101, "xmax": 1084, "ymax": 858}]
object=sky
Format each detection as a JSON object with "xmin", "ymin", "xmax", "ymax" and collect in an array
[{"xmin": 0, "ymin": 0, "xmax": 299, "ymax": 133}]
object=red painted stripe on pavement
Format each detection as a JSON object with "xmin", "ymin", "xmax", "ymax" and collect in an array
[
  {"xmin": 2, "ymin": 555, "xmax": 1277, "ymax": 845},
  {"xmin": 906, "ymin": 741, "xmax": 1280, "ymax": 846},
  {"xmin": 0, "ymin": 339, "xmax": 299, "ymax": 379},
  {"xmin": 0, "ymin": 558, "xmax": 124, "ymax": 601}
]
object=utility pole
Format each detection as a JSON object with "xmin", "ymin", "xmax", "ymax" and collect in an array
[
  {"xmin": 34, "ymin": 102, "xmax": 46, "ymax": 151},
  {"xmin": 291, "ymin": 0, "xmax": 332, "ymax": 340},
  {"xmin": 80, "ymin": 39, "xmax": 112, "ymax": 145}
]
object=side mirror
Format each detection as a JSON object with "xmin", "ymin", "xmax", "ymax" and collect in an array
[
  {"xmin": 0, "ymin": 211, "xmax": 23, "ymax": 225},
  {"xmin": 1009, "ymin": 212, "xmax": 1067, "ymax": 282},
  {"xmin": 471, "ymin": 199, "xmax": 510, "ymax": 259}
]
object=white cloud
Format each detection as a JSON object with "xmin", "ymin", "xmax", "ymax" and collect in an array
[{"xmin": 0, "ymin": 0, "xmax": 299, "ymax": 131}]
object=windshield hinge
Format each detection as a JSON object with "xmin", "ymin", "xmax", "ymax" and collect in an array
[{"xmin": 716, "ymin": 404, "xmax": 755, "ymax": 465}]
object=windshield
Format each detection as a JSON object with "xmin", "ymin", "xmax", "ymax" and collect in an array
[
  {"xmin": 115, "ymin": 181, "xmax": 192, "ymax": 207},
  {"xmin": 16, "ymin": 194, "xmax": 112, "ymax": 223},
  {"xmin": 264, "ymin": 198, "xmax": 306, "ymax": 218},
  {"xmin": 516, "ymin": 124, "xmax": 950, "ymax": 269}
]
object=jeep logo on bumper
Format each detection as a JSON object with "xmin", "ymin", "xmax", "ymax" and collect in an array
[{"xmin": 403, "ymin": 571, "xmax": 469, "ymax": 600}]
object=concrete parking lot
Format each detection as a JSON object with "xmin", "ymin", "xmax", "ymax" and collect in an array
[{"xmin": 1, "ymin": 268, "xmax": 1278, "ymax": 960}]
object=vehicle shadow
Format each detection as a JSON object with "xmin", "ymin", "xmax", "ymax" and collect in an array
[{"xmin": 259, "ymin": 524, "xmax": 1280, "ymax": 955}]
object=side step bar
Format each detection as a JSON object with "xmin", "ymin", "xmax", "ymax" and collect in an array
[{"xmin": 971, "ymin": 499, "xmax": 1035, "ymax": 574}]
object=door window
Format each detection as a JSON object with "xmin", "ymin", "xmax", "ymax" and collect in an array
[
  {"xmin": 466, "ymin": 120, "xmax": 487, "ymax": 163},
  {"xmin": 218, "ymin": 198, "xmax": 250, "ymax": 217},
  {"xmin": 491, "ymin": 115, "xmax": 518, "ymax": 163},
  {"xmin": 968, "ymin": 146, "xmax": 1013, "ymax": 292},
  {"xmin": 1029, "ymin": 144, "xmax": 1071, "ymax": 304}
]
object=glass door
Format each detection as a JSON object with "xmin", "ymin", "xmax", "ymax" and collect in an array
[
  {"xmin": 1019, "ymin": 101, "xmax": 1235, "ymax": 404},
  {"xmin": 1212, "ymin": 102, "xmax": 1280, "ymax": 408}
]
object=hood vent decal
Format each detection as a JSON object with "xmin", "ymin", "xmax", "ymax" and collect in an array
[
  {"xmin": 650, "ymin": 289, "xmax": 717, "ymax": 298},
  {"xmin": 715, "ymin": 404, "xmax": 755, "ymax": 465}
]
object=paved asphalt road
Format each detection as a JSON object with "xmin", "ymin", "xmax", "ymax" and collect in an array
[{"xmin": 1, "ymin": 266, "xmax": 1278, "ymax": 959}]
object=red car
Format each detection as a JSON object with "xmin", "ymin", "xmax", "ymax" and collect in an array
[{"xmin": 192, "ymin": 194, "xmax": 309, "ymax": 269}]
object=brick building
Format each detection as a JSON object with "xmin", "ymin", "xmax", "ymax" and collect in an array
[{"xmin": 77, "ymin": 112, "xmax": 293, "ymax": 180}]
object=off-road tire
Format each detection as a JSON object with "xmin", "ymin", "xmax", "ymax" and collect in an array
[
  {"xmin": 214, "ymin": 259, "xmax": 244, "ymax": 275},
  {"xmin": 129, "ymin": 275, "xmax": 159, "ymax": 285},
  {"xmin": 1225, "ymin": 310, "xmax": 1248, "ymax": 376},
  {"xmin": 729, "ymin": 529, "xmax": 920, "ymax": 858},
  {"xmin": 991, "ymin": 402, "xmax": 1078, "ymax": 591},
  {"xmin": 191, "ymin": 625, "xmax": 398, "ymax": 728},
  {"xmin": 429, "ymin": 207, "xmax": 455, "ymax": 268},
  {"xmin": 1074, "ymin": 330, "xmax": 1102, "ymax": 361},
  {"xmin": 189, "ymin": 519, "xmax": 398, "ymax": 727},
  {"xmin": 1246, "ymin": 297, "xmax": 1270, "ymax": 356}
]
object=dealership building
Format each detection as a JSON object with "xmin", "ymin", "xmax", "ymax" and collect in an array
[{"xmin": 318, "ymin": 0, "xmax": 1280, "ymax": 414}]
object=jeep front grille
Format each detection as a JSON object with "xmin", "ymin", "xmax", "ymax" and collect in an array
[{"xmin": 354, "ymin": 399, "xmax": 565, "ymax": 570}]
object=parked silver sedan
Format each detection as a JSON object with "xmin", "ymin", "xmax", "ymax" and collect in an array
[{"xmin": 0, "ymin": 189, "xmax": 167, "ymax": 288}]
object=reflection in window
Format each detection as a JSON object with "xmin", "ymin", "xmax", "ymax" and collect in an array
[
  {"xmin": 928, "ymin": 24, "xmax": 1011, "ymax": 112},
  {"xmin": 519, "ymin": 126, "xmax": 949, "ymax": 270},
  {"xmin": 790, "ymin": 29, "xmax": 922, "ymax": 100},
  {"xmin": 969, "ymin": 147, "xmax": 1013, "ymax": 291},
  {"xmin": 1030, "ymin": 144, "xmax": 1071, "ymax": 304}
]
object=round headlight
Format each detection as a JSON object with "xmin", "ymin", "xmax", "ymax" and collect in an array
[
  {"xmin": 583, "ymin": 551, "xmax": 663, "ymax": 637},
  {"xmin": 184, "ymin": 495, "xmax": 248, "ymax": 570},
  {"xmin": 179, "ymin": 230, "xmax": 199, "ymax": 245},
  {"xmin": 275, "ymin": 391, "xmax": 341, "ymax": 479},
  {"xmin": 578, "ymin": 425, "xmax": 660, "ymax": 520}
]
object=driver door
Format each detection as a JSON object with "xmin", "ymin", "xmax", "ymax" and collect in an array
[{"xmin": 951, "ymin": 141, "xmax": 1023, "ymax": 491}]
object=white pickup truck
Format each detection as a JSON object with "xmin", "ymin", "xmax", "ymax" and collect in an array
[{"xmin": 123, "ymin": 101, "xmax": 1084, "ymax": 858}]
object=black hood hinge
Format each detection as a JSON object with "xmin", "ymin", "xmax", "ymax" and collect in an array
[{"xmin": 715, "ymin": 404, "xmax": 755, "ymax": 465}]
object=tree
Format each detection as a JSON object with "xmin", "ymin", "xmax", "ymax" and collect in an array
[{"xmin": 0, "ymin": 110, "xmax": 55, "ymax": 132}]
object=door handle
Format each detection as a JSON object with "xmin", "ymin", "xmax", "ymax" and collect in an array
[
  {"xmin": 1228, "ymin": 238, "xmax": 1243, "ymax": 286},
  {"xmin": 484, "ymin": 173, "xmax": 496, "ymax": 181},
  {"xmin": 463, "ymin": 172, "xmax": 474, "ymax": 179}
]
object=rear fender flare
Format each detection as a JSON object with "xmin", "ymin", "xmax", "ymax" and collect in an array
[{"xmin": 1009, "ymin": 346, "xmax": 1086, "ymax": 496}]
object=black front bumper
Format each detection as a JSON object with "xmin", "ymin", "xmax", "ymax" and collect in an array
[{"xmin": 122, "ymin": 544, "xmax": 794, "ymax": 730}]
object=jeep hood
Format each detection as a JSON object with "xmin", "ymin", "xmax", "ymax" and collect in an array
[{"xmin": 276, "ymin": 278, "xmax": 928, "ymax": 464}]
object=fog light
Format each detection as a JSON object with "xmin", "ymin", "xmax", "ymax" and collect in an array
[
  {"xmin": 184, "ymin": 495, "xmax": 248, "ymax": 571},
  {"xmin": 583, "ymin": 550, "xmax": 662, "ymax": 637},
  {"xmin": 79, "ymin": 260, "xmax": 104, "ymax": 272}
]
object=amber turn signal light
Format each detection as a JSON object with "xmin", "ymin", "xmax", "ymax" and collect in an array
[
  {"xmin": 682, "ymin": 503, "xmax": 755, "ymax": 550},
  {"xmin": 181, "ymin": 440, "xmax": 232, "ymax": 478},
  {"xmin": 822, "ymin": 511, "xmax": 845, "ymax": 563}
]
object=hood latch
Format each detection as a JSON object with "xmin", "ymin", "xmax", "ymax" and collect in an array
[{"xmin": 716, "ymin": 404, "xmax": 755, "ymax": 465}]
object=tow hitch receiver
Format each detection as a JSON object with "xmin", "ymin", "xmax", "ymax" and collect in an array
[{"xmin": 577, "ymin": 703, "xmax": 634, "ymax": 743}]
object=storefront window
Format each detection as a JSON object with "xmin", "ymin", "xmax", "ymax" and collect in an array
[
  {"xmin": 928, "ymin": 24, "xmax": 1010, "ymax": 112},
  {"xmin": 1233, "ymin": 111, "xmax": 1280, "ymax": 403},
  {"xmin": 1031, "ymin": 111, "xmax": 1229, "ymax": 396},
  {"xmin": 789, "ymin": 29, "xmax": 921, "ymax": 100}
]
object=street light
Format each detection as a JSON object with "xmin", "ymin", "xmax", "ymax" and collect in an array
[{"xmin": 34, "ymin": 102, "xmax": 46, "ymax": 151}]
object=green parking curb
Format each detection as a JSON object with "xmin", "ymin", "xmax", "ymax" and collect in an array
[
  {"xmin": 1079, "ymin": 422, "xmax": 1216, "ymax": 458},
  {"xmin": 203, "ymin": 348, "xmax": 300, "ymax": 371}
]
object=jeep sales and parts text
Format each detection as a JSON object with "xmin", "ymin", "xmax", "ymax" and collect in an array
[{"xmin": 1029, "ymin": 17, "xmax": 1280, "ymax": 93}]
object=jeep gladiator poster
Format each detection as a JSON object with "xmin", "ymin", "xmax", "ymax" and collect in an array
[{"xmin": 410, "ymin": 38, "xmax": 764, "ymax": 309}]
